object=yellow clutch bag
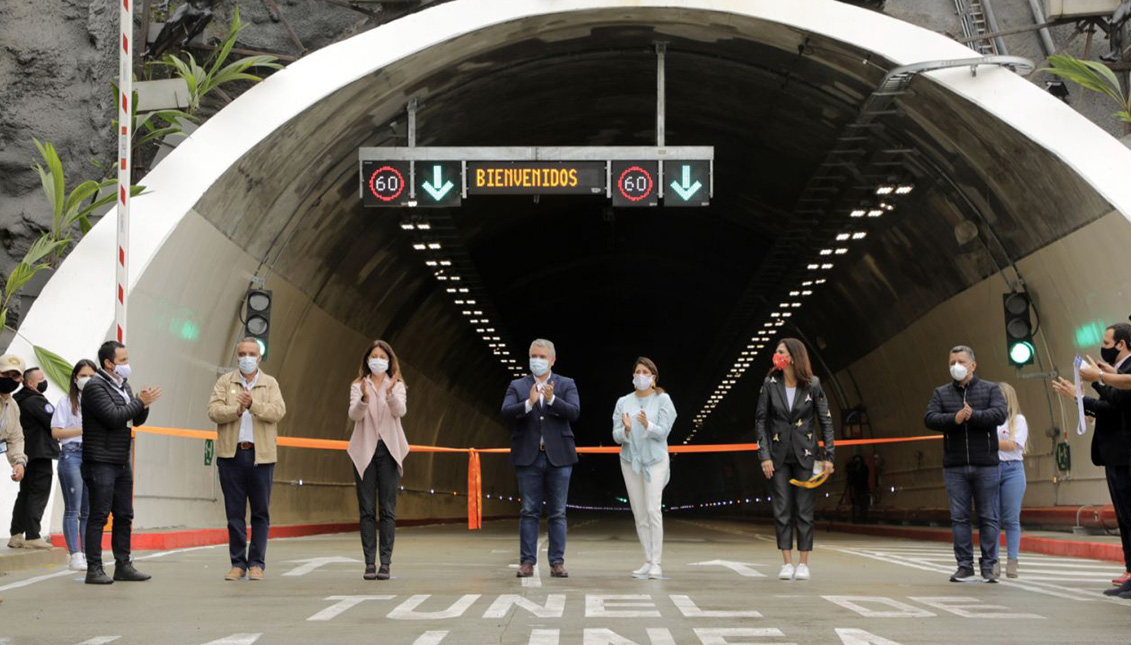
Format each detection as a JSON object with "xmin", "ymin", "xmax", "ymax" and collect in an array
[{"xmin": 789, "ymin": 469, "xmax": 830, "ymax": 489}]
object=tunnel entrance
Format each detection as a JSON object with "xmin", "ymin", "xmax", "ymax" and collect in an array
[{"xmin": 11, "ymin": 0, "xmax": 1131, "ymax": 531}]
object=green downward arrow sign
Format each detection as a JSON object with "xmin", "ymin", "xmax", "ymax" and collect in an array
[
  {"xmin": 669, "ymin": 165, "xmax": 703, "ymax": 201},
  {"xmin": 422, "ymin": 164, "xmax": 454, "ymax": 200}
]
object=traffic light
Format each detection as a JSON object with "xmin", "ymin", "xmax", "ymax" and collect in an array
[
  {"xmin": 244, "ymin": 289, "xmax": 272, "ymax": 359},
  {"xmin": 1003, "ymin": 292, "xmax": 1035, "ymax": 366}
]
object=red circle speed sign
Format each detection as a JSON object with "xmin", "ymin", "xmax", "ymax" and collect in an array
[
  {"xmin": 617, "ymin": 165, "xmax": 654, "ymax": 202},
  {"xmin": 368, "ymin": 165, "xmax": 406, "ymax": 202}
]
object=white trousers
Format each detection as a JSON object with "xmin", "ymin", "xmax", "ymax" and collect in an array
[{"xmin": 621, "ymin": 456, "xmax": 669, "ymax": 565}]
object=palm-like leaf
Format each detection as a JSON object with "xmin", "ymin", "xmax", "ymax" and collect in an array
[
  {"xmin": 32, "ymin": 346, "xmax": 74, "ymax": 390},
  {"xmin": 1042, "ymin": 54, "xmax": 1131, "ymax": 114},
  {"xmin": 32, "ymin": 139, "xmax": 65, "ymax": 230}
]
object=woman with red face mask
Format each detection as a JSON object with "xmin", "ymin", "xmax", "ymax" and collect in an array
[{"xmin": 754, "ymin": 338, "xmax": 836, "ymax": 581}]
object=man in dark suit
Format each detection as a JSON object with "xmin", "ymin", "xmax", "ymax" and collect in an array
[
  {"xmin": 501, "ymin": 339, "xmax": 580, "ymax": 579},
  {"xmin": 1054, "ymin": 322, "xmax": 1131, "ymax": 597},
  {"xmin": 9, "ymin": 367, "xmax": 59, "ymax": 550}
]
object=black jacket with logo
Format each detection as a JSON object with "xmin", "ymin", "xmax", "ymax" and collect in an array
[
  {"xmin": 14, "ymin": 387, "xmax": 59, "ymax": 461},
  {"xmin": 924, "ymin": 375, "xmax": 1008, "ymax": 468},
  {"xmin": 81, "ymin": 370, "xmax": 148, "ymax": 465},
  {"xmin": 755, "ymin": 374, "xmax": 836, "ymax": 469}
]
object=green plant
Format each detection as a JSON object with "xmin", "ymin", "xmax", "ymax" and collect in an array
[
  {"xmin": 1043, "ymin": 54, "xmax": 1131, "ymax": 123},
  {"xmin": 33, "ymin": 346, "xmax": 73, "ymax": 391},
  {"xmin": 159, "ymin": 6, "xmax": 281, "ymax": 115}
]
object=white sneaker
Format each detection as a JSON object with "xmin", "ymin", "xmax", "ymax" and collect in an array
[
  {"xmin": 68, "ymin": 552, "xmax": 87, "ymax": 571},
  {"xmin": 647, "ymin": 565, "xmax": 663, "ymax": 579},
  {"xmin": 794, "ymin": 564, "xmax": 810, "ymax": 580},
  {"xmin": 778, "ymin": 563, "xmax": 795, "ymax": 580},
  {"xmin": 632, "ymin": 563, "xmax": 651, "ymax": 578}
]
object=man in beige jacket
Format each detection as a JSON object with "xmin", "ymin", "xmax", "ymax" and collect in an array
[
  {"xmin": 0, "ymin": 353, "xmax": 28, "ymax": 604},
  {"xmin": 207, "ymin": 338, "xmax": 286, "ymax": 582}
]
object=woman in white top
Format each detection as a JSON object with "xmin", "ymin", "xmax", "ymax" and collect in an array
[
  {"xmin": 50, "ymin": 359, "xmax": 97, "ymax": 571},
  {"xmin": 612, "ymin": 357, "xmax": 676, "ymax": 580},
  {"xmin": 996, "ymin": 382, "xmax": 1028, "ymax": 579}
]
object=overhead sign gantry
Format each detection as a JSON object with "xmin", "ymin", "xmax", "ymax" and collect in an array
[{"xmin": 359, "ymin": 146, "xmax": 713, "ymax": 208}]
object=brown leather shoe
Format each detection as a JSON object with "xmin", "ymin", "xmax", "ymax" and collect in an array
[
  {"xmin": 224, "ymin": 567, "xmax": 246, "ymax": 581},
  {"xmin": 248, "ymin": 566, "xmax": 264, "ymax": 581},
  {"xmin": 550, "ymin": 562, "xmax": 568, "ymax": 578},
  {"xmin": 516, "ymin": 562, "xmax": 534, "ymax": 578}
]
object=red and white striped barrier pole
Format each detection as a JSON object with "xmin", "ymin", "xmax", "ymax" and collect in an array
[{"xmin": 115, "ymin": 0, "xmax": 133, "ymax": 343}]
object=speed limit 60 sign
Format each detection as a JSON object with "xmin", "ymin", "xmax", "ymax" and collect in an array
[
  {"xmin": 611, "ymin": 161, "xmax": 658, "ymax": 207},
  {"xmin": 361, "ymin": 160, "xmax": 411, "ymax": 207}
]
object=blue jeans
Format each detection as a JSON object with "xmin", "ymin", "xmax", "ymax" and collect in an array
[
  {"xmin": 57, "ymin": 444, "xmax": 89, "ymax": 554},
  {"xmin": 943, "ymin": 464, "xmax": 1001, "ymax": 570},
  {"xmin": 516, "ymin": 451, "xmax": 572, "ymax": 565},
  {"xmin": 217, "ymin": 447, "xmax": 275, "ymax": 570},
  {"xmin": 998, "ymin": 460, "xmax": 1026, "ymax": 560}
]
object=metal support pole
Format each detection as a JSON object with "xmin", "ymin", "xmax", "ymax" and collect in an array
[
  {"xmin": 1026, "ymin": 0, "xmax": 1057, "ymax": 57},
  {"xmin": 980, "ymin": 0, "xmax": 1009, "ymax": 56},
  {"xmin": 408, "ymin": 99, "xmax": 417, "ymax": 200},
  {"xmin": 655, "ymin": 42, "xmax": 667, "ymax": 148}
]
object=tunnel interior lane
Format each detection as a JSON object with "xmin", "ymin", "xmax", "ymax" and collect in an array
[{"xmin": 0, "ymin": 518, "xmax": 1126, "ymax": 643}]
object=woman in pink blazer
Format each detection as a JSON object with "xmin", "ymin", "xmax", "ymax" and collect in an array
[{"xmin": 348, "ymin": 339, "xmax": 409, "ymax": 580}]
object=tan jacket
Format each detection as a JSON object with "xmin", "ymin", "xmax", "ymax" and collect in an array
[
  {"xmin": 0, "ymin": 394, "xmax": 26, "ymax": 467},
  {"xmin": 207, "ymin": 370, "xmax": 286, "ymax": 464}
]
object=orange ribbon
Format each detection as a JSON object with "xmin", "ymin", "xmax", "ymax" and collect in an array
[{"xmin": 132, "ymin": 426, "xmax": 942, "ymax": 530}]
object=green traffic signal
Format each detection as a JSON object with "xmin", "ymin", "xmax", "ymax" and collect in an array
[{"xmin": 1009, "ymin": 341, "xmax": 1035, "ymax": 366}]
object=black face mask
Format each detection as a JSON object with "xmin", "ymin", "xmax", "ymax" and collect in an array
[
  {"xmin": 0, "ymin": 377, "xmax": 19, "ymax": 394},
  {"xmin": 35, "ymin": 381, "xmax": 47, "ymax": 394},
  {"xmin": 1102, "ymin": 345, "xmax": 1121, "ymax": 365}
]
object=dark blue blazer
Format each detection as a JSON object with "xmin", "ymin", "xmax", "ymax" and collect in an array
[{"xmin": 501, "ymin": 373, "xmax": 580, "ymax": 467}]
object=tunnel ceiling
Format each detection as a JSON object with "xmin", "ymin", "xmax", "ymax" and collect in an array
[{"xmin": 193, "ymin": 7, "xmax": 1114, "ymax": 450}]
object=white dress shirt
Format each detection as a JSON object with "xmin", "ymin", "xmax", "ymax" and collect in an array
[{"xmin": 238, "ymin": 371, "xmax": 260, "ymax": 444}]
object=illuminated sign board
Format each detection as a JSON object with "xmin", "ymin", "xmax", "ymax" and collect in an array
[
  {"xmin": 466, "ymin": 161, "xmax": 606, "ymax": 195},
  {"xmin": 416, "ymin": 161, "xmax": 462, "ymax": 207},
  {"xmin": 611, "ymin": 161, "xmax": 658, "ymax": 207},
  {"xmin": 664, "ymin": 160, "xmax": 710, "ymax": 207},
  {"xmin": 361, "ymin": 160, "xmax": 411, "ymax": 207}
]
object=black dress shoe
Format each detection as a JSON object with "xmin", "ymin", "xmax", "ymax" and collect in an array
[
  {"xmin": 363, "ymin": 564, "xmax": 377, "ymax": 581},
  {"xmin": 949, "ymin": 567, "xmax": 976, "ymax": 583},
  {"xmin": 376, "ymin": 564, "xmax": 391, "ymax": 581},
  {"xmin": 112, "ymin": 562, "xmax": 151, "ymax": 581},
  {"xmin": 85, "ymin": 565, "xmax": 114, "ymax": 585}
]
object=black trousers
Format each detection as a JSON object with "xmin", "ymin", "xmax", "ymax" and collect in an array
[
  {"xmin": 354, "ymin": 441, "xmax": 401, "ymax": 566},
  {"xmin": 771, "ymin": 460, "xmax": 815, "ymax": 551},
  {"xmin": 10, "ymin": 458, "xmax": 53, "ymax": 540},
  {"xmin": 82, "ymin": 460, "xmax": 133, "ymax": 567},
  {"xmin": 217, "ymin": 447, "xmax": 275, "ymax": 570},
  {"xmin": 1105, "ymin": 465, "xmax": 1131, "ymax": 571}
]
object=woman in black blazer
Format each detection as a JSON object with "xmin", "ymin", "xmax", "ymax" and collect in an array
[{"xmin": 754, "ymin": 338, "xmax": 835, "ymax": 581}]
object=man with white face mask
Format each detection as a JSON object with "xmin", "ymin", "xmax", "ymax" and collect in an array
[
  {"xmin": 502, "ymin": 339, "xmax": 580, "ymax": 579},
  {"xmin": 207, "ymin": 338, "xmax": 287, "ymax": 582},
  {"xmin": 924, "ymin": 345, "xmax": 1008, "ymax": 584}
]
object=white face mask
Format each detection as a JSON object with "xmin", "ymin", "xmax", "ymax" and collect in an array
[
  {"xmin": 530, "ymin": 358, "xmax": 550, "ymax": 377},
  {"xmin": 238, "ymin": 356, "xmax": 259, "ymax": 375},
  {"xmin": 950, "ymin": 363, "xmax": 969, "ymax": 382},
  {"xmin": 368, "ymin": 358, "xmax": 389, "ymax": 375},
  {"xmin": 76, "ymin": 376, "xmax": 92, "ymax": 392},
  {"xmin": 633, "ymin": 374, "xmax": 653, "ymax": 392},
  {"xmin": 113, "ymin": 364, "xmax": 132, "ymax": 380}
]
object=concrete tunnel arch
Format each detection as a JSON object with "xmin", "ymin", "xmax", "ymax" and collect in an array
[{"xmin": 7, "ymin": 0, "xmax": 1131, "ymax": 532}]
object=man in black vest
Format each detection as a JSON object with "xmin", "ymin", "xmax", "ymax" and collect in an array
[
  {"xmin": 9, "ymin": 367, "xmax": 59, "ymax": 550},
  {"xmin": 82, "ymin": 340, "xmax": 162, "ymax": 585},
  {"xmin": 1054, "ymin": 322, "xmax": 1131, "ymax": 597}
]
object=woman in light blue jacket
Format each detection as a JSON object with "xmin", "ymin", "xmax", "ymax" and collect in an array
[{"xmin": 613, "ymin": 357, "xmax": 676, "ymax": 580}]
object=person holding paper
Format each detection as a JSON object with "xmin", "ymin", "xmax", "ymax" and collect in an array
[
  {"xmin": 1053, "ymin": 322, "xmax": 1131, "ymax": 597},
  {"xmin": 755, "ymin": 338, "xmax": 835, "ymax": 581}
]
